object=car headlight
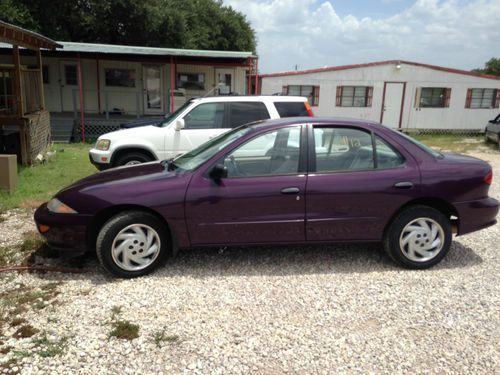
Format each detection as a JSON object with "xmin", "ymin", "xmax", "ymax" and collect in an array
[
  {"xmin": 95, "ymin": 139, "xmax": 111, "ymax": 151},
  {"xmin": 47, "ymin": 198, "xmax": 78, "ymax": 214}
]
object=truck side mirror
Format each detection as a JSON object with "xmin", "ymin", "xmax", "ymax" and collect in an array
[{"xmin": 174, "ymin": 119, "xmax": 185, "ymax": 131}]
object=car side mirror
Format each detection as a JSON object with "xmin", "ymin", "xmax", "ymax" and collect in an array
[
  {"xmin": 209, "ymin": 164, "xmax": 227, "ymax": 180},
  {"xmin": 174, "ymin": 119, "xmax": 185, "ymax": 131}
]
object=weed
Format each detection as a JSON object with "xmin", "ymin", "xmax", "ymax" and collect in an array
[
  {"xmin": 10, "ymin": 318, "xmax": 27, "ymax": 327},
  {"xmin": 152, "ymin": 329, "xmax": 180, "ymax": 347},
  {"xmin": 12, "ymin": 324, "xmax": 39, "ymax": 338},
  {"xmin": 31, "ymin": 334, "xmax": 68, "ymax": 358},
  {"xmin": 111, "ymin": 305, "xmax": 123, "ymax": 317},
  {"xmin": 109, "ymin": 320, "xmax": 140, "ymax": 340}
]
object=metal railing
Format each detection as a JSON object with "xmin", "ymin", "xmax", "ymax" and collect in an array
[{"xmin": 71, "ymin": 89, "xmax": 144, "ymax": 120}]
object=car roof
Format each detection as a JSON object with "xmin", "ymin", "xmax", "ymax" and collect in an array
[
  {"xmin": 191, "ymin": 95, "xmax": 309, "ymax": 103},
  {"xmin": 248, "ymin": 116, "xmax": 384, "ymax": 130}
]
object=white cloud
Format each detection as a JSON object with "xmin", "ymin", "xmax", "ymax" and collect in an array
[{"xmin": 223, "ymin": 0, "xmax": 500, "ymax": 73}]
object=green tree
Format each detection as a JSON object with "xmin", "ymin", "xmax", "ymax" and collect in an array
[
  {"xmin": 0, "ymin": 0, "xmax": 256, "ymax": 52},
  {"xmin": 473, "ymin": 58, "xmax": 500, "ymax": 76}
]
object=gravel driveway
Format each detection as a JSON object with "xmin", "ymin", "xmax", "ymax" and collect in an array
[{"xmin": 1, "ymin": 153, "xmax": 499, "ymax": 374}]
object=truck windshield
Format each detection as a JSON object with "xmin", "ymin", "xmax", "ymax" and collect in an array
[
  {"xmin": 172, "ymin": 126, "xmax": 253, "ymax": 171},
  {"xmin": 161, "ymin": 100, "xmax": 193, "ymax": 127}
]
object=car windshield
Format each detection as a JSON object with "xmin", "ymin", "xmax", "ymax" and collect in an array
[
  {"xmin": 172, "ymin": 126, "xmax": 254, "ymax": 171},
  {"xmin": 160, "ymin": 100, "xmax": 194, "ymax": 127},
  {"xmin": 385, "ymin": 126, "xmax": 443, "ymax": 158}
]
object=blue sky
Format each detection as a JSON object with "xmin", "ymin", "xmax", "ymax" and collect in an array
[{"xmin": 223, "ymin": 0, "xmax": 499, "ymax": 73}]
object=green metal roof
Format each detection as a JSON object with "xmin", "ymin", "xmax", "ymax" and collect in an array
[{"xmin": 57, "ymin": 41, "xmax": 255, "ymax": 59}]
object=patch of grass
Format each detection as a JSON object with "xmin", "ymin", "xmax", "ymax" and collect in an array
[
  {"xmin": 31, "ymin": 334, "xmax": 68, "ymax": 358},
  {"xmin": 411, "ymin": 134, "xmax": 497, "ymax": 153},
  {"xmin": 0, "ymin": 282, "xmax": 62, "ymax": 319},
  {"xmin": 152, "ymin": 329, "xmax": 179, "ymax": 347},
  {"xmin": 109, "ymin": 320, "xmax": 140, "ymax": 340},
  {"xmin": 12, "ymin": 324, "xmax": 39, "ymax": 338},
  {"xmin": 10, "ymin": 318, "xmax": 27, "ymax": 327},
  {"xmin": 0, "ymin": 143, "xmax": 95, "ymax": 211}
]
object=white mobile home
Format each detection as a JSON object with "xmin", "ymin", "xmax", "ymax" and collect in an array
[
  {"xmin": 0, "ymin": 42, "xmax": 256, "ymax": 141},
  {"xmin": 260, "ymin": 60, "xmax": 500, "ymax": 131}
]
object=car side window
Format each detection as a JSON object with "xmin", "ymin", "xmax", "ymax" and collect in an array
[
  {"xmin": 228, "ymin": 102, "xmax": 270, "ymax": 128},
  {"xmin": 224, "ymin": 127, "xmax": 301, "ymax": 177},
  {"xmin": 183, "ymin": 103, "xmax": 224, "ymax": 129},
  {"xmin": 375, "ymin": 135, "xmax": 405, "ymax": 168},
  {"xmin": 274, "ymin": 102, "xmax": 309, "ymax": 117},
  {"xmin": 313, "ymin": 127, "xmax": 374, "ymax": 172}
]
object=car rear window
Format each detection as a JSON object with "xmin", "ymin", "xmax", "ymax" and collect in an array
[
  {"xmin": 228, "ymin": 102, "xmax": 270, "ymax": 128},
  {"xmin": 274, "ymin": 102, "xmax": 309, "ymax": 117}
]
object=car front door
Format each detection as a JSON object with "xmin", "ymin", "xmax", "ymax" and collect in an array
[
  {"xmin": 306, "ymin": 125, "xmax": 420, "ymax": 242},
  {"xmin": 185, "ymin": 125, "xmax": 307, "ymax": 245},
  {"xmin": 163, "ymin": 102, "xmax": 229, "ymax": 158}
]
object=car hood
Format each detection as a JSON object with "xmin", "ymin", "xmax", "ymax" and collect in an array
[{"xmin": 98, "ymin": 125, "xmax": 165, "ymax": 141}]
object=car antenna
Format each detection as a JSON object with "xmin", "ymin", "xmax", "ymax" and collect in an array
[{"xmin": 203, "ymin": 83, "xmax": 224, "ymax": 98}]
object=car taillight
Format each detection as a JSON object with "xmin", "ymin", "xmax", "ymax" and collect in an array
[
  {"xmin": 304, "ymin": 102, "xmax": 314, "ymax": 117},
  {"xmin": 484, "ymin": 171, "xmax": 493, "ymax": 185}
]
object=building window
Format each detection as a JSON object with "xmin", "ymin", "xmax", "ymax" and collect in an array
[
  {"xmin": 336, "ymin": 86, "xmax": 373, "ymax": 107},
  {"xmin": 465, "ymin": 88, "xmax": 498, "ymax": 109},
  {"xmin": 105, "ymin": 69, "xmax": 135, "ymax": 87},
  {"xmin": 64, "ymin": 65, "xmax": 78, "ymax": 85},
  {"xmin": 177, "ymin": 73, "xmax": 205, "ymax": 90},
  {"xmin": 282, "ymin": 85, "xmax": 320, "ymax": 106},
  {"xmin": 418, "ymin": 87, "xmax": 451, "ymax": 108}
]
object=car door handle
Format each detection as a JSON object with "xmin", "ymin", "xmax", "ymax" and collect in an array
[
  {"xmin": 394, "ymin": 182, "xmax": 414, "ymax": 189},
  {"xmin": 281, "ymin": 187, "xmax": 300, "ymax": 194}
]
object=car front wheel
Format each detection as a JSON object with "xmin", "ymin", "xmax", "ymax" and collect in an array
[
  {"xmin": 384, "ymin": 206, "xmax": 452, "ymax": 269},
  {"xmin": 96, "ymin": 211, "xmax": 169, "ymax": 278}
]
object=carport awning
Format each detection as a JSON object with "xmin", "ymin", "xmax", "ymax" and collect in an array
[{"xmin": 0, "ymin": 20, "xmax": 61, "ymax": 51}]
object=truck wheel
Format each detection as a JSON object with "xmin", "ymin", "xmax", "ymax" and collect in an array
[{"xmin": 114, "ymin": 152, "xmax": 153, "ymax": 167}]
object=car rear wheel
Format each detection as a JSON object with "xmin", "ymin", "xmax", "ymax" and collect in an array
[
  {"xmin": 384, "ymin": 206, "xmax": 452, "ymax": 269},
  {"xmin": 96, "ymin": 211, "xmax": 169, "ymax": 278},
  {"xmin": 114, "ymin": 152, "xmax": 153, "ymax": 167}
]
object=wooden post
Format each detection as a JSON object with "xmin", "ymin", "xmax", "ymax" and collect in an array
[
  {"xmin": 76, "ymin": 54, "xmax": 86, "ymax": 143},
  {"xmin": 12, "ymin": 45, "xmax": 23, "ymax": 116},
  {"xmin": 170, "ymin": 56, "xmax": 175, "ymax": 113},
  {"xmin": 36, "ymin": 49, "xmax": 45, "ymax": 110}
]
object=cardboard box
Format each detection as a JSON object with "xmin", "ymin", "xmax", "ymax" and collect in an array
[{"xmin": 0, "ymin": 154, "xmax": 18, "ymax": 192}]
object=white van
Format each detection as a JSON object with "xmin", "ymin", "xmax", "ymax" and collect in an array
[{"xmin": 89, "ymin": 96, "xmax": 313, "ymax": 170}]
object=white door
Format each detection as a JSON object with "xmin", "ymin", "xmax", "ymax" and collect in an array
[
  {"xmin": 381, "ymin": 82, "xmax": 405, "ymax": 129},
  {"xmin": 143, "ymin": 65, "xmax": 163, "ymax": 114},
  {"xmin": 216, "ymin": 69, "xmax": 234, "ymax": 95},
  {"xmin": 163, "ymin": 102, "xmax": 228, "ymax": 158},
  {"xmin": 59, "ymin": 61, "xmax": 79, "ymax": 112}
]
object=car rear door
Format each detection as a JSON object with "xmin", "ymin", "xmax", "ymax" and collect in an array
[
  {"xmin": 185, "ymin": 125, "xmax": 307, "ymax": 245},
  {"xmin": 305, "ymin": 124, "xmax": 421, "ymax": 242}
]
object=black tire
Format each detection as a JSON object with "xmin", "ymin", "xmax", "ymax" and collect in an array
[
  {"xmin": 96, "ymin": 211, "xmax": 170, "ymax": 278},
  {"xmin": 114, "ymin": 151, "xmax": 153, "ymax": 167},
  {"xmin": 383, "ymin": 205, "xmax": 452, "ymax": 269}
]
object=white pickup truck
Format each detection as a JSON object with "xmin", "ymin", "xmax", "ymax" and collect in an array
[{"xmin": 89, "ymin": 95, "xmax": 313, "ymax": 170}]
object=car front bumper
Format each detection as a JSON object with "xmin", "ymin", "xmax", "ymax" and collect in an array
[
  {"xmin": 34, "ymin": 203, "xmax": 93, "ymax": 256},
  {"xmin": 454, "ymin": 197, "xmax": 499, "ymax": 236},
  {"xmin": 89, "ymin": 149, "xmax": 112, "ymax": 170}
]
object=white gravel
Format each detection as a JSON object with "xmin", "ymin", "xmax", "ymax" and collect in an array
[{"xmin": 1, "ymin": 152, "xmax": 499, "ymax": 374}]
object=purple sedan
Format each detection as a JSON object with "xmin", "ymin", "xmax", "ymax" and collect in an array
[{"xmin": 35, "ymin": 118, "xmax": 499, "ymax": 278}]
